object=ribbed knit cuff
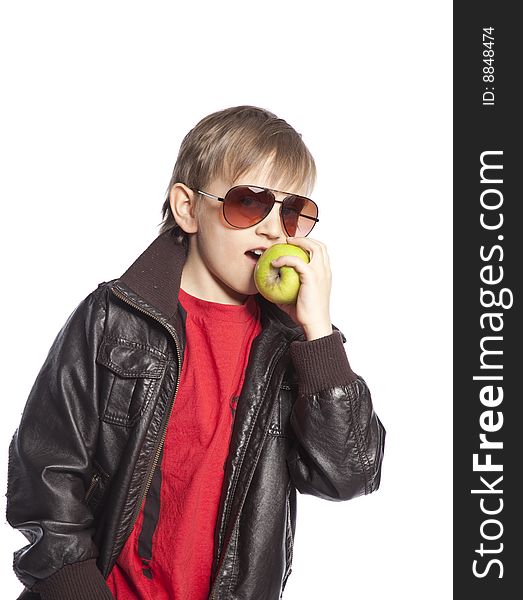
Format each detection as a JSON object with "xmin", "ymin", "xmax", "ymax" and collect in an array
[
  {"xmin": 289, "ymin": 330, "xmax": 358, "ymax": 395},
  {"xmin": 31, "ymin": 558, "xmax": 113, "ymax": 600}
]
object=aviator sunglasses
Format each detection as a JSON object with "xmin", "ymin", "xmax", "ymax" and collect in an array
[{"xmin": 191, "ymin": 185, "xmax": 319, "ymax": 237}]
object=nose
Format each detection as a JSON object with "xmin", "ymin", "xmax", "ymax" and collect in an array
[{"xmin": 254, "ymin": 200, "xmax": 286, "ymax": 239}]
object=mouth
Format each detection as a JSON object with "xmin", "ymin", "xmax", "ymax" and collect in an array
[{"xmin": 245, "ymin": 248, "xmax": 266, "ymax": 263}]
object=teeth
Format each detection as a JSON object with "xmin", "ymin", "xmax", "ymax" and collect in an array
[{"xmin": 252, "ymin": 249, "xmax": 264, "ymax": 255}]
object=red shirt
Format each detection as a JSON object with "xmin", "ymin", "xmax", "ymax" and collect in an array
[{"xmin": 106, "ymin": 288, "xmax": 262, "ymax": 599}]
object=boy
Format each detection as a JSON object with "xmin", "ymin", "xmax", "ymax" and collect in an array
[{"xmin": 7, "ymin": 105, "xmax": 385, "ymax": 599}]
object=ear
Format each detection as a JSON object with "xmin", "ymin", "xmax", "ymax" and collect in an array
[{"xmin": 169, "ymin": 183, "xmax": 199, "ymax": 234}]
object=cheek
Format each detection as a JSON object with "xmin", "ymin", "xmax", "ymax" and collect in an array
[{"xmin": 201, "ymin": 233, "xmax": 236, "ymax": 266}]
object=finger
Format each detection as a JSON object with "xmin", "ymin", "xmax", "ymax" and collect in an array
[
  {"xmin": 286, "ymin": 236, "xmax": 327, "ymax": 259},
  {"xmin": 271, "ymin": 255, "xmax": 310, "ymax": 273}
]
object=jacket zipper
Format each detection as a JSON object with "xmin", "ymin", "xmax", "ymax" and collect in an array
[
  {"xmin": 85, "ymin": 472, "xmax": 101, "ymax": 502},
  {"xmin": 282, "ymin": 492, "xmax": 294, "ymax": 591},
  {"xmin": 208, "ymin": 341, "xmax": 291, "ymax": 600},
  {"xmin": 110, "ymin": 286, "xmax": 182, "ymax": 561}
]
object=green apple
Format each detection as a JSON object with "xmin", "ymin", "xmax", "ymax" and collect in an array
[{"xmin": 254, "ymin": 243, "xmax": 310, "ymax": 304}]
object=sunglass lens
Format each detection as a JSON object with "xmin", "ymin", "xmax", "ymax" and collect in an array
[
  {"xmin": 223, "ymin": 186, "xmax": 273, "ymax": 228},
  {"xmin": 282, "ymin": 196, "xmax": 318, "ymax": 236}
]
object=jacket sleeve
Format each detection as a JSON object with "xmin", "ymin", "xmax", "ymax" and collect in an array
[
  {"xmin": 286, "ymin": 328, "xmax": 385, "ymax": 501},
  {"xmin": 6, "ymin": 284, "xmax": 114, "ymax": 599}
]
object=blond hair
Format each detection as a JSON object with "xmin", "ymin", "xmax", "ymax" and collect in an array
[{"xmin": 158, "ymin": 105, "xmax": 317, "ymax": 252}]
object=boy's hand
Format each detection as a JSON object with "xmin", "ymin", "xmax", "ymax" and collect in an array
[{"xmin": 270, "ymin": 236, "xmax": 333, "ymax": 341}]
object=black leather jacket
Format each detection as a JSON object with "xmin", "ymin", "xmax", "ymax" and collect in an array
[{"xmin": 7, "ymin": 231, "xmax": 386, "ymax": 600}]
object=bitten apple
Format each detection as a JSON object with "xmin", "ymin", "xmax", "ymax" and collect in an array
[{"xmin": 253, "ymin": 243, "xmax": 310, "ymax": 304}]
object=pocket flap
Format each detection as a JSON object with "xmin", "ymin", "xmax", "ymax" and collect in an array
[{"xmin": 96, "ymin": 337, "xmax": 166, "ymax": 379}]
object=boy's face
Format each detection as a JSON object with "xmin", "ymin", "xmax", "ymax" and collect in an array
[{"xmin": 175, "ymin": 165, "xmax": 311, "ymax": 305}]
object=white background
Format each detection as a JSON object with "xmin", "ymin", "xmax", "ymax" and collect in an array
[{"xmin": 0, "ymin": 1, "xmax": 452, "ymax": 598}]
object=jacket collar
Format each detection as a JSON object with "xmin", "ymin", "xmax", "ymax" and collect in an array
[{"xmin": 111, "ymin": 230, "xmax": 305, "ymax": 341}]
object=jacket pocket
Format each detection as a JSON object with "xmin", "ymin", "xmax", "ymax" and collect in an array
[
  {"xmin": 268, "ymin": 381, "xmax": 297, "ymax": 437},
  {"xmin": 84, "ymin": 460, "xmax": 110, "ymax": 515},
  {"xmin": 96, "ymin": 336, "xmax": 167, "ymax": 427}
]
